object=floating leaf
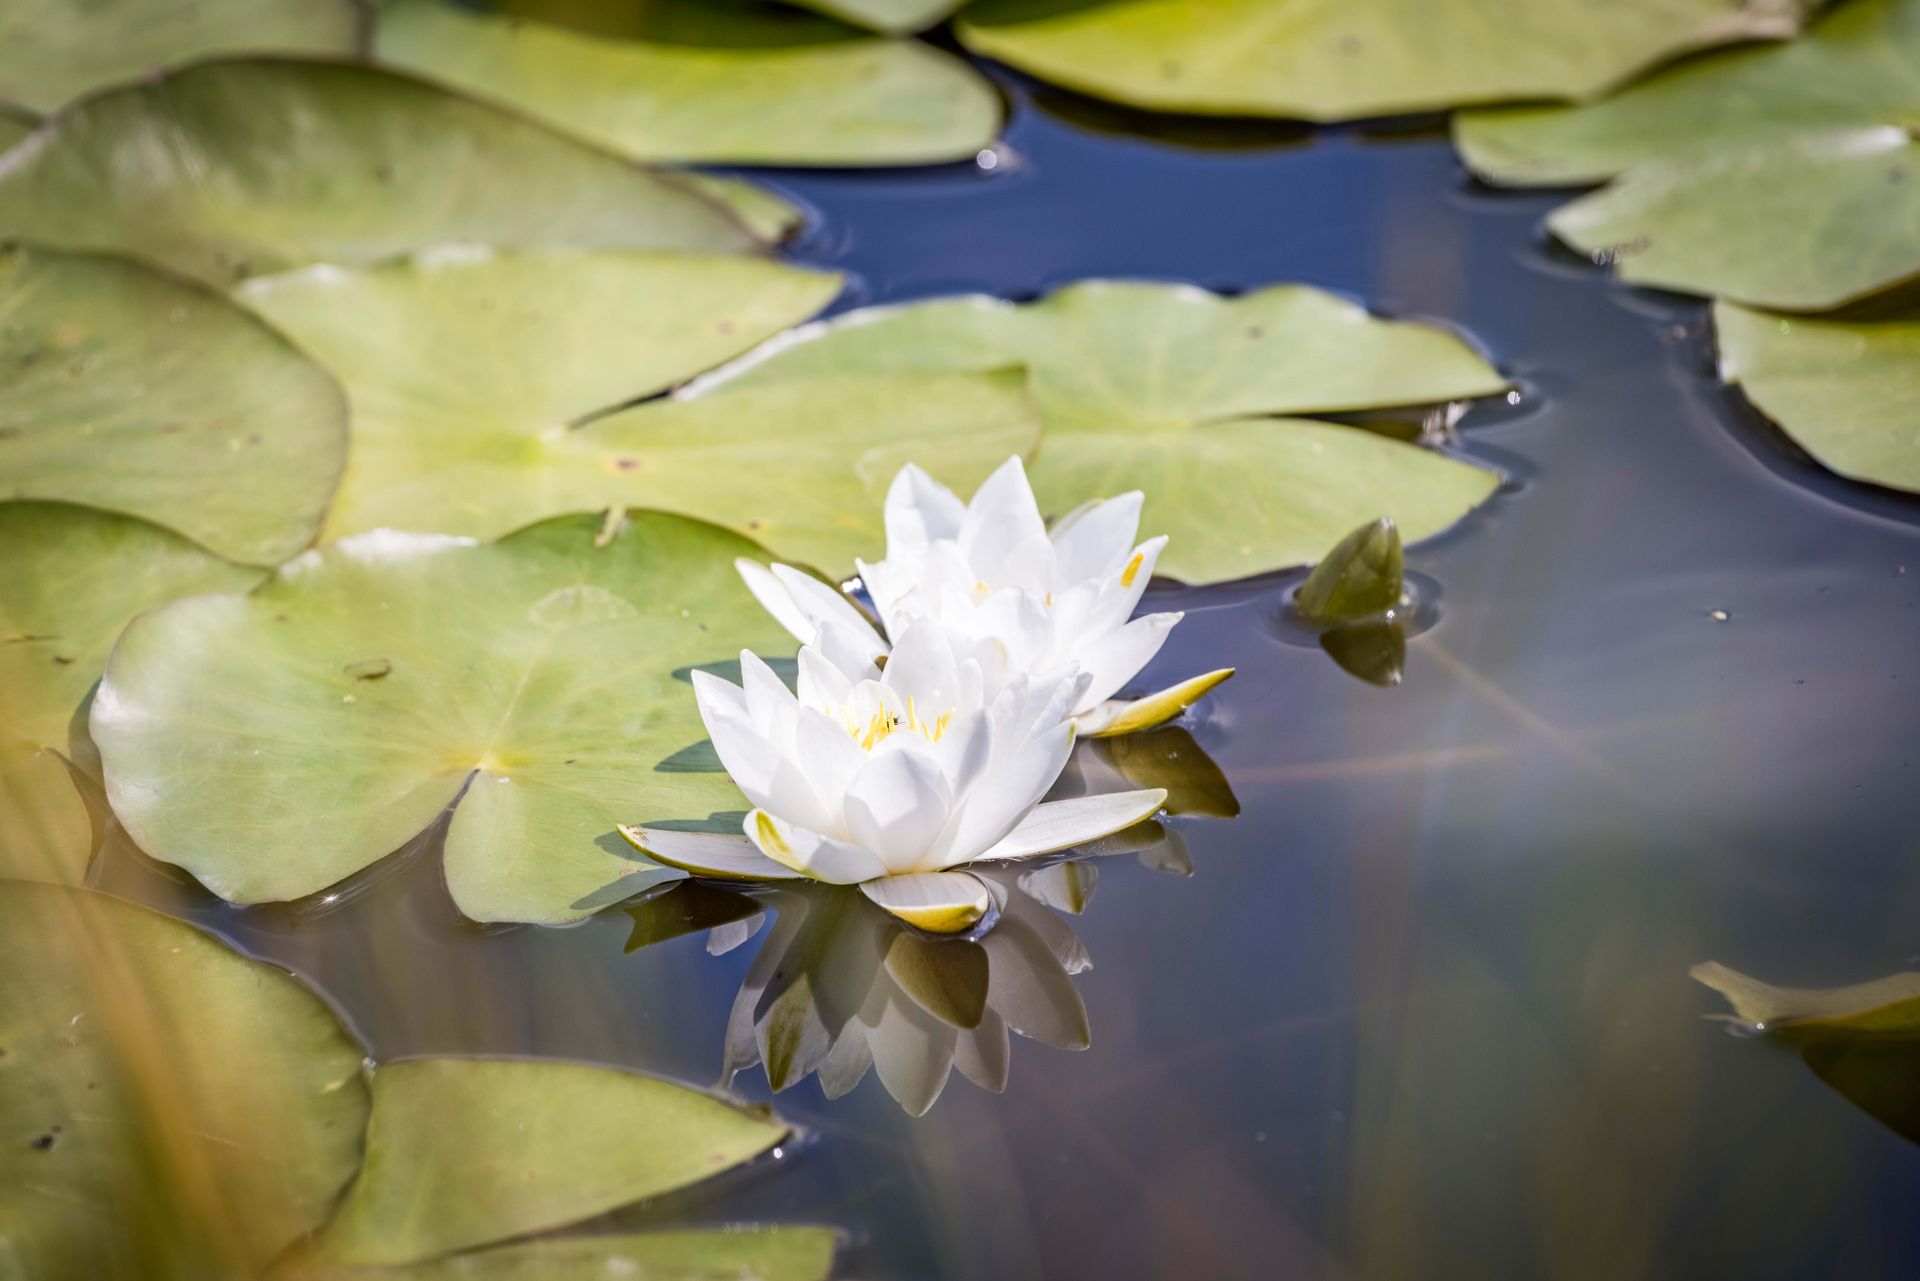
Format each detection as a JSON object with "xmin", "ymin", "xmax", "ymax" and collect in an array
[
  {"xmin": 294, "ymin": 1227, "xmax": 840, "ymax": 1280},
  {"xmin": 0, "ymin": 0, "xmax": 362, "ymax": 114},
  {"xmin": 682, "ymin": 173, "xmax": 806, "ymax": 242},
  {"xmin": 0, "ymin": 114, "xmax": 32, "ymax": 154},
  {"xmin": 0, "ymin": 60, "xmax": 763, "ymax": 287},
  {"xmin": 0, "ymin": 502, "xmax": 263, "ymax": 756},
  {"xmin": 0, "ymin": 245, "xmax": 348, "ymax": 564},
  {"xmin": 786, "ymin": 0, "xmax": 961, "ymax": 32},
  {"xmin": 955, "ymin": 0, "xmax": 1818, "ymax": 122},
  {"xmin": 1547, "ymin": 128, "xmax": 1920, "ymax": 311},
  {"xmin": 315, "ymin": 1058, "xmax": 788, "ymax": 1267},
  {"xmin": 0, "ymin": 882, "xmax": 369, "ymax": 1278},
  {"xmin": 701, "ymin": 282, "xmax": 1505, "ymax": 583},
  {"xmin": 1716, "ymin": 300, "xmax": 1920, "ymax": 493},
  {"xmin": 91, "ymin": 513, "xmax": 791, "ymax": 924},
  {"xmin": 375, "ymin": 0, "xmax": 999, "ymax": 166},
  {"xmin": 1692, "ymin": 961, "xmax": 1920, "ymax": 1038},
  {"xmin": 237, "ymin": 248, "xmax": 1036, "ymax": 567}
]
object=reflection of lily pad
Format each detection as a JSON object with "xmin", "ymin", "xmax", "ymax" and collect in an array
[
  {"xmin": 0, "ymin": 0, "xmax": 361, "ymax": 114},
  {"xmin": 238, "ymin": 248, "xmax": 1036, "ymax": 567},
  {"xmin": 955, "ymin": 0, "xmax": 1817, "ymax": 122},
  {"xmin": 1716, "ymin": 301, "xmax": 1920, "ymax": 493},
  {"xmin": 0, "ymin": 882, "xmax": 370, "ymax": 1279},
  {"xmin": 0, "ymin": 245, "xmax": 348, "ymax": 564},
  {"xmin": 375, "ymin": 0, "xmax": 999, "ymax": 166},
  {"xmin": 92, "ymin": 513, "xmax": 790, "ymax": 924},
  {"xmin": 301, "ymin": 1228, "xmax": 840, "ymax": 1280},
  {"xmin": 0, "ymin": 739, "xmax": 90, "ymax": 884},
  {"xmin": 316, "ymin": 1058, "xmax": 789, "ymax": 1266},
  {"xmin": 0, "ymin": 60, "xmax": 763, "ymax": 287},
  {"xmin": 701, "ymin": 282, "xmax": 1506, "ymax": 583}
]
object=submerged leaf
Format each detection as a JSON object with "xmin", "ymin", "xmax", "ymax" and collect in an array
[
  {"xmin": 91, "ymin": 513, "xmax": 791, "ymax": 924},
  {"xmin": 701, "ymin": 282, "xmax": 1506, "ymax": 583},
  {"xmin": 1715, "ymin": 301, "xmax": 1920, "ymax": 494},
  {"xmin": 1296, "ymin": 518, "xmax": 1404, "ymax": 623},
  {"xmin": 315, "ymin": 1058, "xmax": 788, "ymax": 1267},
  {"xmin": 0, "ymin": 59, "xmax": 763, "ymax": 287},
  {"xmin": 0, "ymin": 883, "xmax": 370, "ymax": 1279},
  {"xmin": 375, "ymin": 0, "xmax": 999, "ymax": 166},
  {"xmin": 955, "ymin": 0, "xmax": 1819, "ymax": 122},
  {"xmin": 1692, "ymin": 961, "xmax": 1920, "ymax": 1038},
  {"xmin": 0, "ymin": 244, "xmax": 348, "ymax": 564}
]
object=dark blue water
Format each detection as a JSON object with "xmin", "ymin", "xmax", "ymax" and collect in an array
[{"xmin": 102, "ymin": 66, "xmax": 1920, "ymax": 1280}]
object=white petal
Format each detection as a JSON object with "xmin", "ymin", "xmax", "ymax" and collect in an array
[
  {"xmin": 738, "ymin": 650, "xmax": 797, "ymax": 733},
  {"xmin": 933, "ymin": 718, "xmax": 1076, "ymax": 866},
  {"xmin": 957, "ymin": 457, "xmax": 1047, "ymax": 585},
  {"xmin": 930, "ymin": 708, "xmax": 991, "ymax": 796},
  {"xmin": 1081, "ymin": 535, "xmax": 1168, "ymax": 640},
  {"xmin": 811, "ymin": 620, "xmax": 887, "ymax": 685},
  {"xmin": 1071, "ymin": 611, "xmax": 1181, "ymax": 711},
  {"xmin": 879, "ymin": 618, "xmax": 960, "ymax": 709},
  {"xmin": 792, "ymin": 706, "xmax": 868, "ymax": 811},
  {"xmin": 843, "ymin": 745, "xmax": 954, "ymax": 872},
  {"xmin": 619, "ymin": 825, "xmax": 800, "ymax": 880},
  {"xmin": 1076, "ymin": 668, "xmax": 1235, "ymax": 738},
  {"xmin": 884, "ymin": 463, "xmax": 967, "ymax": 558},
  {"xmin": 692, "ymin": 693, "xmax": 780, "ymax": 807},
  {"xmin": 769, "ymin": 563, "xmax": 884, "ymax": 649},
  {"xmin": 734, "ymin": 558, "xmax": 813, "ymax": 646},
  {"xmin": 744, "ymin": 810, "xmax": 888, "ymax": 884},
  {"xmin": 977, "ymin": 789, "xmax": 1169, "ymax": 862},
  {"xmin": 1049, "ymin": 491, "xmax": 1143, "ymax": 585},
  {"xmin": 795, "ymin": 645, "xmax": 854, "ymax": 713},
  {"xmin": 861, "ymin": 871, "xmax": 993, "ymax": 934}
]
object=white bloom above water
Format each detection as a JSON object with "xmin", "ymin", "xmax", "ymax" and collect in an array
[
  {"xmin": 736, "ymin": 456, "xmax": 1232, "ymax": 738},
  {"xmin": 621, "ymin": 618, "xmax": 1166, "ymax": 933}
]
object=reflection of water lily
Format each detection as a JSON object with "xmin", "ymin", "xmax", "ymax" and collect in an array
[
  {"xmin": 622, "ymin": 618, "xmax": 1165, "ymax": 933},
  {"xmin": 737, "ymin": 457, "xmax": 1232, "ymax": 737}
]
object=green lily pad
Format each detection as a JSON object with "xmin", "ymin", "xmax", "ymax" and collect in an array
[
  {"xmin": 0, "ymin": 59, "xmax": 764, "ymax": 287},
  {"xmin": 0, "ymin": 114, "xmax": 33, "ymax": 154},
  {"xmin": 701, "ymin": 281, "xmax": 1507, "ymax": 583},
  {"xmin": 1716, "ymin": 300, "xmax": 1920, "ymax": 492},
  {"xmin": 91, "ymin": 512, "xmax": 792, "ymax": 924},
  {"xmin": 1694, "ymin": 961, "xmax": 1920, "ymax": 1039},
  {"xmin": 375, "ymin": 0, "xmax": 999, "ymax": 166},
  {"xmin": 682, "ymin": 174, "xmax": 806, "ymax": 242},
  {"xmin": 0, "ymin": 739, "xmax": 91, "ymax": 884},
  {"xmin": 0, "ymin": 502, "xmax": 263, "ymax": 757},
  {"xmin": 785, "ymin": 0, "xmax": 960, "ymax": 33},
  {"xmin": 238, "ymin": 248, "xmax": 1038, "ymax": 569},
  {"xmin": 0, "ymin": 0, "xmax": 362, "ymax": 114},
  {"xmin": 315, "ymin": 1058, "xmax": 789, "ymax": 1267},
  {"xmin": 298, "ymin": 1227, "xmax": 840, "ymax": 1280},
  {"xmin": 1457, "ymin": 0, "xmax": 1920, "ymax": 186},
  {"xmin": 1546, "ymin": 128, "xmax": 1920, "ymax": 311},
  {"xmin": 0, "ymin": 882, "xmax": 370, "ymax": 1279},
  {"xmin": 0, "ymin": 244, "xmax": 348, "ymax": 564},
  {"xmin": 955, "ymin": 0, "xmax": 1819, "ymax": 122}
]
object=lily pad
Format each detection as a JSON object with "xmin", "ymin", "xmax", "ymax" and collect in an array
[
  {"xmin": 238, "ymin": 248, "xmax": 1038, "ymax": 569},
  {"xmin": 375, "ymin": 0, "xmax": 999, "ymax": 166},
  {"xmin": 785, "ymin": 0, "xmax": 961, "ymax": 33},
  {"xmin": 0, "ymin": 502, "xmax": 263, "ymax": 757},
  {"xmin": 91, "ymin": 512, "xmax": 792, "ymax": 924},
  {"xmin": 0, "ymin": 244, "xmax": 349, "ymax": 564},
  {"xmin": 1716, "ymin": 300, "xmax": 1920, "ymax": 493},
  {"xmin": 0, "ymin": 114, "xmax": 32, "ymax": 154},
  {"xmin": 316, "ymin": 1058, "xmax": 789, "ymax": 1266},
  {"xmin": 298, "ymin": 1227, "xmax": 840, "ymax": 1280},
  {"xmin": 0, "ymin": 882, "xmax": 370, "ymax": 1279},
  {"xmin": 0, "ymin": 0, "xmax": 362, "ymax": 114},
  {"xmin": 0, "ymin": 59, "xmax": 764, "ymax": 287},
  {"xmin": 955, "ymin": 0, "xmax": 1818, "ymax": 122},
  {"xmin": 700, "ymin": 281, "xmax": 1507, "ymax": 583}
]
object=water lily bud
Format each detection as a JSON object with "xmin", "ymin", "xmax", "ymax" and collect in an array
[{"xmin": 1295, "ymin": 517, "xmax": 1403, "ymax": 623}]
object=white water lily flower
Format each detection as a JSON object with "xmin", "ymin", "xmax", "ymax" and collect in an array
[
  {"xmin": 735, "ymin": 456, "xmax": 1231, "ymax": 738},
  {"xmin": 619, "ymin": 619, "xmax": 1166, "ymax": 933}
]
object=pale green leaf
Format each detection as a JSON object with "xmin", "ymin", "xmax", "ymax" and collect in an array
[
  {"xmin": 956, "ymin": 0, "xmax": 1819, "ymax": 121},
  {"xmin": 0, "ymin": 739, "xmax": 91, "ymax": 884},
  {"xmin": 0, "ymin": 882, "xmax": 369, "ymax": 1280},
  {"xmin": 681, "ymin": 173, "xmax": 806, "ymax": 242},
  {"xmin": 1716, "ymin": 300, "xmax": 1920, "ymax": 492},
  {"xmin": 0, "ymin": 59, "xmax": 762, "ymax": 287},
  {"xmin": 0, "ymin": 113, "xmax": 33, "ymax": 154},
  {"xmin": 0, "ymin": 0, "xmax": 362, "ymax": 114},
  {"xmin": 0, "ymin": 244, "xmax": 348, "ymax": 564},
  {"xmin": 704, "ymin": 282, "xmax": 1506, "ymax": 583},
  {"xmin": 316, "ymin": 1058, "xmax": 788, "ymax": 1267},
  {"xmin": 292, "ymin": 1227, "xmax": 840, "ymax": 1281},
  {"xmin": 91, "ymin": 513, "xmax": 792, "ymax": 924},
  {"xmin": 1548, "ymin": 128, "xmax": 1920, "ymax": 311},
  {"xmin": 375, "ymin": 0, "xmax": 999, "ymax": 166},
  {"xmin": 785, "ymin": 0, "xmax": 961, "ymax": 33},
  {"xmin": 1692, "ymin": 960, "xmax": 1920, "ymax": 1038}
]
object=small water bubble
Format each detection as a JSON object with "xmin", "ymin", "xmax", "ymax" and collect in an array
[
  {"xmin": 975, "ymin": 148, "xmax": 999, "ymax": 171},
  {"xmin": 1707, "ymin": 609, "xmax": 1730, "ymax": 623},
  {"xmin": 1504, "ymin": 390, "xmax": 1521, "ymax": 406}
]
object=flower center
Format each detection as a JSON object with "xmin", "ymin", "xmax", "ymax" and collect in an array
[{"xmin": 847, "ymin": 696, "xmax": 953, "ymax": 750}]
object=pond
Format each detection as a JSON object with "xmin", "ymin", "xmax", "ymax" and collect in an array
[{"xmin": 58, "ymin": 59, "xmax": 1920, "ymax": 1278}]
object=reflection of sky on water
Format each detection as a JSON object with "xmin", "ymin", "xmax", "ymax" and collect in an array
[{"xmin": 96, "ymin": 62, "xmax": 1920, "ymax": 1281}]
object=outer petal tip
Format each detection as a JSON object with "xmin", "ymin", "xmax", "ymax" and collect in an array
[{"xmin": 861, "ymin": 870, "xmax": 993, "ymax": 934}]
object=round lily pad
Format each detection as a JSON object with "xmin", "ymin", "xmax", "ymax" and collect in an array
[
  {"xmin": 699, "ymin": 281, "xmax": 1508, "ymax": 583},
  {"xmin": 0, "ymin": 882, "xmax": 370, "ymax": 1279},
  {"xmin": 375, "ymin": 0, "xmax": 1000, "ymax": 166},
  {"xmin": 1716, "ymin": 300, "xmax": 1920, "ymax": 493},
  {"xmin": 0, "ymin": 59, "xmax": 764, "ymax": 287},
  {"xmin": 91, "ymin": 512, "xmax": 792, "ymax": 924},
  {"xmin": 297, "ymin": 1228, "xmax": 840, "ymax": 1280},
  {"xmin": 955, "ymin": 0, "xmax": 1819, "ymax": 122},
  {"xmin": 237, "ymin": 248, "xmax": 1039, "ymax": 569},
  {"xmin": 0, "ymin": 244, "xmax": 348, "ymax": 565}
]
